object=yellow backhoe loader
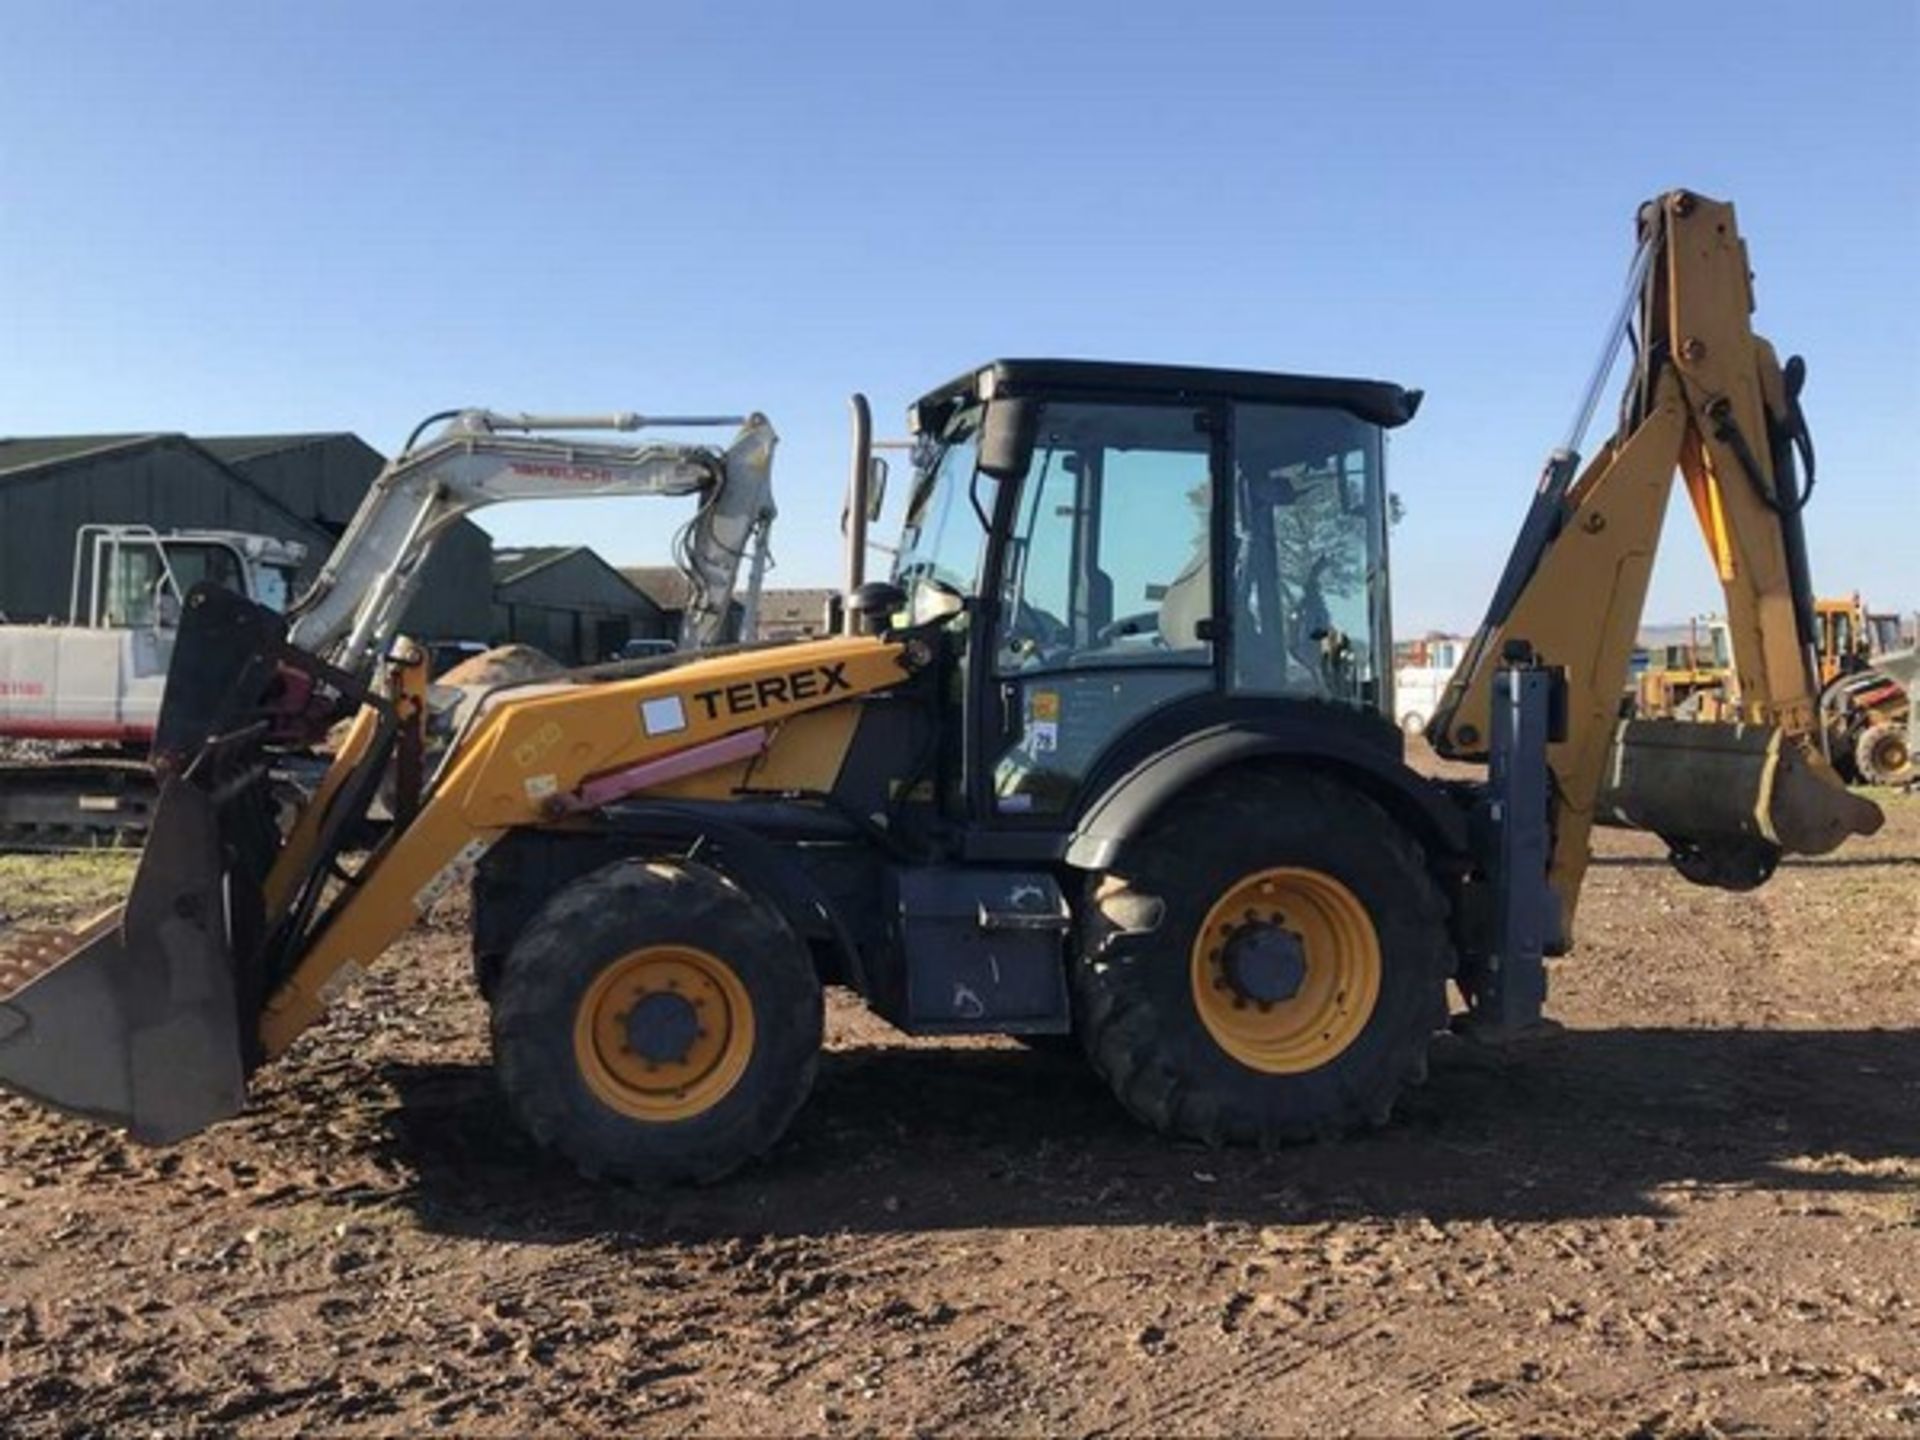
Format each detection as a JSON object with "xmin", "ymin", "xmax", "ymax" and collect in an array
[{"xmin": 0, "ymin": 191, "xmax": 1883, "ymax": 1183}]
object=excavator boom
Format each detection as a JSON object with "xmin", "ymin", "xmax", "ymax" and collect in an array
[{"xmin": 290, "ymin": 408, "xmax": 779, "ymax": 675}]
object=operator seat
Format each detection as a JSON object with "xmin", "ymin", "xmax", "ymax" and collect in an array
[{"xmin": 1158, "ymin": 547, "xmax": 1211, "ymax": 651}]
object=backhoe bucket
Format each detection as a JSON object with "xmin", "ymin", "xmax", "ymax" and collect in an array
[
  {"xmin": 1598, "ymin": 717, "xmax": 1884, "ymax": 858},
  {"xmin": 0, "ymin": 767, "xmax": 250, "ymax": 1143}
]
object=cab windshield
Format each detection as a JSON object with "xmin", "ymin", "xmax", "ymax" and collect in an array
[
  {"xmin": 252, "ymin": 564, "xmax": 299, "ymax": 612},
  {"xmin": 164, "ymin": 542, "xmax": 245, "ymax": 598},
  {"xmin": 893, "ymin": 405, "xmax": 988, "ymax": 611}
]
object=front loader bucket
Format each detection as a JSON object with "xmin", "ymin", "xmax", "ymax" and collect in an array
[
  {"xmin": 0, "ymin": 581, "xmax": 320, "ymax": 1143},
  {"xmin": 0, "ymin": 774, "xmax": 249, "ymax": 1144}
]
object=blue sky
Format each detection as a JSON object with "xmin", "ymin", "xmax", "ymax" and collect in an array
[{"xmin": 2, "ymin": 0, "xmax": 1914, "ymax": 632}]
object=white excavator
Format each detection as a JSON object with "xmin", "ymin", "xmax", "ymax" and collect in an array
[{"xmin": 0, "ymin": 409, "xmax": 779, "ymax": 847}]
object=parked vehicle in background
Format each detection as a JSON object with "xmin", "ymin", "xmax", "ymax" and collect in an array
[
  {"xmin": 1634, "ymin": 616, "xmax": 1734, "ymax": 720},
  {"xmin": 0, "ymin": 524, "xmax": 306, "ymax": 743},
  {"xmin": 426, "ymin": 640, "xmax": 491, "ymax": 678},
  {"xmin": 0, "ymin": 525, "xmax": 307, "ymax": 847},
  {"xmin": 1392, "ymin": 633, "xmax": 1467, "ymax": 735},
  {"xmin": 1814, "ymin": 595, "xmax": 1913, "ymax": 786},
  {"xmin": 616, "ymin": 637, "xmax": 677, "ymax": 661}
]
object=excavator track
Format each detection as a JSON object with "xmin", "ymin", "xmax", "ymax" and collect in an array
[{"xmin": 0, "ymin": 757, "xmax": 158, "ymax": 852}]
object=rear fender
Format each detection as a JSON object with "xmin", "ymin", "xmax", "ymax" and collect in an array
[{"xmin": 1065, "ymin": 723, "xmax": 1468, "ymax": 873}]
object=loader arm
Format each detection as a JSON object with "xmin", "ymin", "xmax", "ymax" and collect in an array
[
  {"xmin": 288, "ymin": 409, "xmax": 778, "ymax": 675},
  {"xmin": 253, "ymin": 634, "xmax": 911, "ymax": 1055},
  {"xmin": 1428, "ymin": 190, "xmax": 1881, "ymax": 930}
]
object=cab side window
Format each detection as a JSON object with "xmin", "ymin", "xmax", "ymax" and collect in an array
[
  {"xmin": 990, "ymin": 402, "xmax": 1214, "ymax": 816},
  {"xmin": 1229, "ymin": 404, "xmax": 1384, "ymax": 706},
  {"xmin": 996, "ymin": 403, "xmax": 1213, "ymax": 673}
]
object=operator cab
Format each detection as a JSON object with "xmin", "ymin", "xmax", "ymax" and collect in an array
[
  {"xmin": 893, "ymin": 360, "xmax": 1420, "ymax": 822},
  {"xmin": 72, "ymin": 524, "xmax": 307, "ymax": 630}
]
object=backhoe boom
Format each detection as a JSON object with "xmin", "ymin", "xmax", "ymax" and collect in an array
[{"xmin": 1429, "ymin": 190, "xmax": 1880, "ymax": 930}]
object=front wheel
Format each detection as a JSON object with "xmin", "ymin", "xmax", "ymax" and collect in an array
[
  {"xmin": 490, "ymin": 859, "xmax": 822, "ymax": 1185},
  {"xmin": 1854, "ymin": 722, "xmax": 1913, "ymax": 787},
  {"xmin": 1073, "ymin": 768, "xmax": 1451, "ymax": 1145}
]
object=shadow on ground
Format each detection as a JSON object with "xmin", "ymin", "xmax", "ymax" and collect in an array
[
  {"xmin": 372, "ymin": 1025, "xmax": 1920, "ymax": 1244},
  {"xmin": 1590, "ymin": 853, "xmax": 1920, "ymax": 870}
]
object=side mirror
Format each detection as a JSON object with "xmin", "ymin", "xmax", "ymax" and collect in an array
[
  {"xmin": 909, "ymin": 579, "xmax": 965, "ymax": 628},
  {"xmin": 840, "ymin": 456, "xmax": 889, "ymax": 536},
  {"xmin": 978, "ymin": 397, "xmax": 1038, "ymax": 481}
]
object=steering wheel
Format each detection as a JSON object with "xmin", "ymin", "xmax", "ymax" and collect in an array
[
  {"xmin": 1094, "ymin": 610, "xmax": 1162, "ymax": 647},
  {"xmin": 1002, "ymin": 600, "xmax": 1072, "ymax": 664}
]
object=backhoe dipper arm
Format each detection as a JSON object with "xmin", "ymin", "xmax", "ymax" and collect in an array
[
  {"xmin": 1427, "ymin": 190, "xmax": 1880, "ymax": 930},
  {"xmin": 286, "ymin": 410, "xmax": 778, "ymax": 674}
]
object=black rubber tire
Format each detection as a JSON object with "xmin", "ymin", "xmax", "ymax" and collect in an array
[
  {"xmin": 490, "ymin": 858, "xmax": 822, "ymax": 1185},
  {"xmin": 1854, "ymin": 722, "xmax": 1912, "ymax": 787},
  {"xmin": 1073, "ymin": 767, "xmax": 1451, "ymax": 1145},
  {"xmin": 1666, "ymin": 836, "xmax": 1780, "ymax": 891}
]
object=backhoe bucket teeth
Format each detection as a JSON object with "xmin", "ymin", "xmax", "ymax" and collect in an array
[
  {"xmin": 1598, "ymin": 718, "xmax": 1885, "ymax": 858},
  {"xmin": 0, "ymin": 777, "xmax": 249, "ymax": 1143}
]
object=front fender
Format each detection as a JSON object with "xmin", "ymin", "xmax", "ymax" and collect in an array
[{"xmin": 475, "ymin": 802, "xmax": 866, "ymax": 992}]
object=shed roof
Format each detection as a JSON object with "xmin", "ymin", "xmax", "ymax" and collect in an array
[
  {"xmin": 496, "ymin": 547, "xmax": 662, "ymax": 610},
  {"xmin": 196, "ymin": 433, "xmax": 358, "ymax": 464},
  {"xmin": 0, "ymin": 434, "xmax": 161, "ymax": 475},
  {"xmin": 619, "ymin": 566, "xmax": 694, "ymax": 609},
  {"xmin": 759, "ymin": 587, "xmax": 838, "ymax": 628},
  {"xmin": 0, "ymin": 431, "xmax": 336, "ymax": 545},
  {"xmin": 493, "ymin": 545, "xmax": 582, "ymax": 586}
]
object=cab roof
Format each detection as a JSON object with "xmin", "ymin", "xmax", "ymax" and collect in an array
[{"xmin": 911, "ymin": 358, "xmax": 1422, "ymax": 433}]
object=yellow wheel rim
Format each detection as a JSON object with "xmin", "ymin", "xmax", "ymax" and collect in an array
[
  {"xmin": 1189, "ymin": 867, "xmax": 1381, "ymax": 1074},
  {"xmin": 1869, "ymin": 733, "xmax": 1909, "ymax": 775},
  {"xmin": 573, "ymin": 945, "xmax": 755, "ymax": 1121}
]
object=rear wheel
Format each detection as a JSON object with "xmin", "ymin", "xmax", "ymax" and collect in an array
[
  {"xmin": 1854, "ymin": 723, "xmax": 1912, "ymax": 787},
  {"xmin": 1073, "ymin": 768, "xmax": 1450, "ymax": 1145},
  {"xmin": 491, "ymin": 859, "xmax": 822, "ymax": 1184}
]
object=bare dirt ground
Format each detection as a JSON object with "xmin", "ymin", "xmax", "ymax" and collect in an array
[{"xmin": 1, "ymin": 787, "xmax": 1916, "ymax": 1436}]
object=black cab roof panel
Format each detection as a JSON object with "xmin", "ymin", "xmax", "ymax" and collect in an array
[{"xmin": 913, "ymin": 358, "xmax": 1422, "ymax": 431}]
